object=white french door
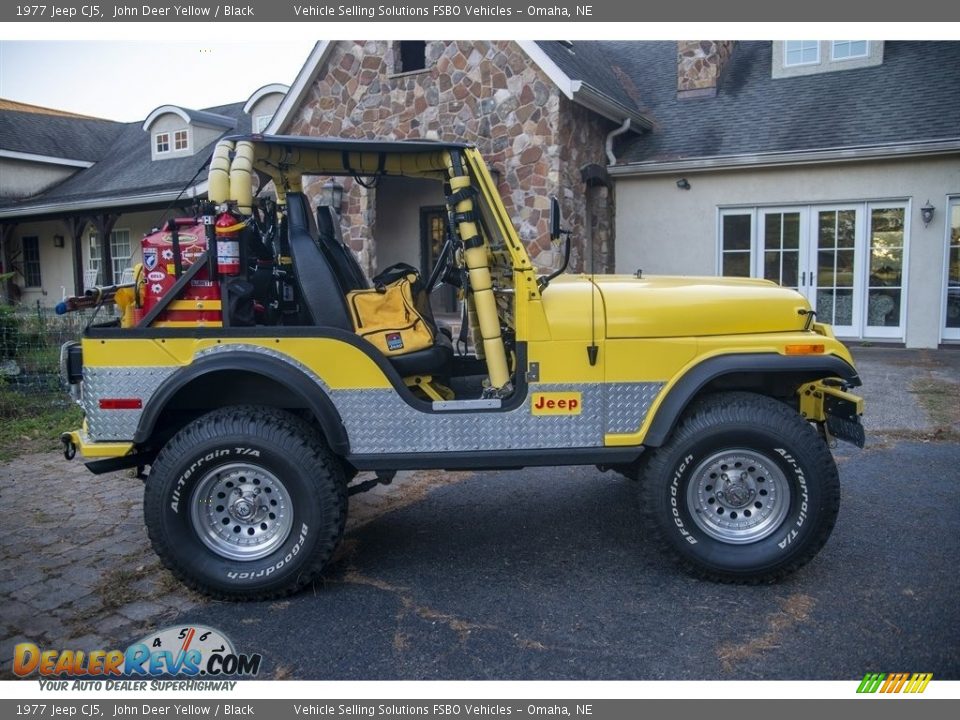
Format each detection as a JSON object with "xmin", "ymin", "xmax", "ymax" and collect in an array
[
  {"xmin": 943, "ymin": 198, "xmax": 960, "ymax": 341},
  {"xmin": 809, "ymin": 206, "xmax": 861, "ymax": 337},
  {"xmin": 722, "ymin": 202, "xmax": 908, "ymax": 339}
]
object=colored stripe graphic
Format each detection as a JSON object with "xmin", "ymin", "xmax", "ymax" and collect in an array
[
  {"xmin": 857, "ymin": 673, "xmax": 885, "ymax": 693},
  {"xmin": 857, "ymin": 672, "xmax": 932, "ymax": 694}
]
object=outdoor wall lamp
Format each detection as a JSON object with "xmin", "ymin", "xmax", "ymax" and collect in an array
[
  {"xmin": 920, "ymin": 200, "xmax": 935, "ymax": 227},
  {"xmin": 53, "ymin": 235, "xmax": 65, "ymax": 248},
  {"xmin": 320, "ymin": 179, "xmax": 344, "ymax": 214},
  {"xmin": 676, "ymin": 178, "xmax": 691, "ymax": 190}
]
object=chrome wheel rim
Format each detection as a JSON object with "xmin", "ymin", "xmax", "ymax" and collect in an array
[
  {"xmin": 190, "ymin": 462, "xmax": 292, "ymax": 561},
  {"xmin": 686, "ymin": 450, "xmax": 791, "ymax": 544}
]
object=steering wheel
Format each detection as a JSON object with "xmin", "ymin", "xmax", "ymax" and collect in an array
[{"xmin": 426, "ymin": 234, "xmax": 461, "ymax": 293}]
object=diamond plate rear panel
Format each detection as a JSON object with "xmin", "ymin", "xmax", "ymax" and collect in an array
[
  {"xmin": 605, "ymin": 382, "xmax": 665, "ymax": 435},
  {"xmin": 82, "ymin": 366, "xmax": 178, "ymax": 441}
]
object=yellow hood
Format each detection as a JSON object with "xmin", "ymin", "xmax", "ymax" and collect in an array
[{"xmin": 592, "ymin": 275, "xmax": 811, "ymax": 338}]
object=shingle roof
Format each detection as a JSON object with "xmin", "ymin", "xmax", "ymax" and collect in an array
[
  {"xmin": 0, "ymin": 101, "xmax": 250, "ymax": 213},
  {"xmin": 535, "ymin": 41, "xmax": 642, "ymax": 113},
  {"xmin": 609, "ymin": 40, "xmax": 960, "ymax": 165},
  {"xmin": 0, "ymin": 109, "xmax": 121, "ymax": 161},
  {"xmin": 181, "ymin": 108, "xmax": 236, "ymax": 129}
]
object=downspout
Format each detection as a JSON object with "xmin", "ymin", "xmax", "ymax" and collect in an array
[{"xmin": 605, "ymin": 118, "xmax": 631, "ymax": 165}]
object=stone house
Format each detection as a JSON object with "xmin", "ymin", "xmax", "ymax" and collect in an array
[{"xmin": 265, "ymin": 40, "xmax": 652, "ymax": 307}]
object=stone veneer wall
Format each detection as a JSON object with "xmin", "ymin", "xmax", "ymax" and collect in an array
[
  {"xmin": 557, "ymin": 99, "xmax": 617, "ymax": 273},
  {"xmin": 676, "ymin": 41, "xmax": 735, "ymax": 96},
  {"xmin": 284, "ymin": 40, "xmax": 614, "ymax": 275}
]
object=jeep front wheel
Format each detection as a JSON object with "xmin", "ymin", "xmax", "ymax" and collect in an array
[
  {"xmin": 641, "ymin": 391, "xmax": 840, "ymax": 583},
  {"xmin": 143, "ymin": 406, "xmax": 347, "ymax": 600}
]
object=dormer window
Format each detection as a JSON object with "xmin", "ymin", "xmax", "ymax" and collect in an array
[
  {"xmin": 144, "ymin": 104, "xmax": 236, "ymax": 161},
  {"xmin": 784, "ymin": 41, "xmax": 819, "ymax": 67},
  {"xmin": 254, "ymin": 115, "xmax": 271, "ymax": 133},
  {"xmin": 832, "ymin": 41, "xmax": 868, "ymax": 61}
]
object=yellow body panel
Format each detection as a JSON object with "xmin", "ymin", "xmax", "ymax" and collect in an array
[{"xmin": 81, "ymin": 337, "xmax": 393, "ymax": 390}]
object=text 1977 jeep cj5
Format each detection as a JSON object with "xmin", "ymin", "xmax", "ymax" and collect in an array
[{"xmin": 59, "ymin": 136, "xmax": 865, "ymax": 599}]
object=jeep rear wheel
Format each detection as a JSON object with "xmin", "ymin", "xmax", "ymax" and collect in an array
[
  {"xmin": 143, "ymin": 406, "xmax": 347, "ymax": 600},
  {"xmin": 641, "ymin": 391, "xmax": 840, "ymax": 583}
]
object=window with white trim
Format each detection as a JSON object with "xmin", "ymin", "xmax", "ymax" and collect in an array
[
  {"xmin": 720, "ymin": 212, "xmax": 753, "ymax": 277},
  {"xmin": 22, "ymin": 236, "xmax": 41, "ymax": 287},
  {"xmin": 784, "ymin": 41, "xmax": 820, "ymax": 67},
  {"xmin": 832, "ymin": 41, "xmax": 868, "ymax": 61},
  {"xmin": 155, "ymin": 132, "xmax": 170, "ymax": 153},
  {"xmin": 88, "ymin": 229, "xmax": 133, "ymax": 286},
  {"xmin": 174, "ymin": 129, "xmax": 189, "ymax": 151},
  {"xmin": 254, "ymin": 114, "xmax": 271, "ymax": 133}
]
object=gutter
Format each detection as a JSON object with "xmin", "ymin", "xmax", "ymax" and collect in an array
[
  {"xmin": 571, "ymin": 81, "xmax": 653, "ymax": 132},
  {"xmin": 0, "ymin": 150, "xmax": 94, "ymax": 168},
  {"xmin": 608, "ymin": 138, "xmax": 960, "ymax": 176},
  {"xmin": 0, "ymin": 181, "xmax": 208, "ymax": 219}
]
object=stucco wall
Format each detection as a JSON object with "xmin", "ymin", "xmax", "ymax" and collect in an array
[
  {"xmin": 614, "ymin": 155, "xmax": 960, "ymax": 348},
  {"xmin": 0, "ymin": 159, "xmax": 77, "ymax": 199},
  {"xmin": 8, "ymin": 210, "xmax": 159, "ymax": 307}
]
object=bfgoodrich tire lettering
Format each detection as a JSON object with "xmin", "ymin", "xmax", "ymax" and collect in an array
[
  {"xmin": 641, "ymin": 391, "xmax": 840, "ymax": 583},
  {"xmin": 143, "ymin": 406, "xmax": 347, "ymax": 600}
]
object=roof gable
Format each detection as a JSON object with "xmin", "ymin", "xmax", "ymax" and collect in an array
[{"xmin": 267, "ymin": 40, "xmax": 652, "ymax": 135}]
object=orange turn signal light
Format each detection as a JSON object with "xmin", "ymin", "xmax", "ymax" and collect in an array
[{"xmin": 784, "ymin": 344, "xmax": 825, "ymax": 355}]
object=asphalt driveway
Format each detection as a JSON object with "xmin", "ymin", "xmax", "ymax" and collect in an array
[{"xmin": 1, "ymin": 346, "xmax": 958, "ymax": 680}]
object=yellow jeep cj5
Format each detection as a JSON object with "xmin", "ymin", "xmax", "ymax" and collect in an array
[{"xmin": 59, "ymin": 136, "xmax": 865, "ymax": 599}]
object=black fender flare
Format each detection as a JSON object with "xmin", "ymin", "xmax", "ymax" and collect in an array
[
  {"xmin": 642, "ymin": 353, "xmax": 861, "ymax": 447},
  {"xmin": 133, "ymin": 351, "xmax": 350, "ymax": 454}
]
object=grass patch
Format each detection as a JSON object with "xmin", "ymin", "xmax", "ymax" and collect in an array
[
  {"xmin": 0, "ymin": 381, "xmax": 83, "ymax": 461},
  {"xmin": 909, "ymin": 378, "xmax": 960, "ymax": 429}
]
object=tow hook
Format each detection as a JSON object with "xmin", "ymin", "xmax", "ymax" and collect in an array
[{"xmin": 60, "ymin": 433, "xmax": 77, "ymax": 460}]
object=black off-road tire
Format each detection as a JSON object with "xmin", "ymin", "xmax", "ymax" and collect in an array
[
  {"xmin": 640, "ymin": 391, "xmax": 840, "ymax": 583},
  {"xmin": 143, "ymin": 406, "xmax": 347, "ymax": 600}
]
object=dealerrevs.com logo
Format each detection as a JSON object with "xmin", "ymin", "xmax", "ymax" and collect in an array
[
  {"xmin": 856, "ymin": 672, "xmax": 933, "ymax": 694},
  {"xmin": 14, "ymin": 625, "xmax": 261, "ymax": 690}
]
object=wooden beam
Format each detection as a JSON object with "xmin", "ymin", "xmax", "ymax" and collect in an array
[{"xmin": 62, "ymin": 216, "xmax": 88, "ymax": 296}]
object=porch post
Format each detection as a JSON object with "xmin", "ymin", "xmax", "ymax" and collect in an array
[
  {"xmin": 0, "ymin": 222, "xmax": 18, "ymax": 304},
  {"xmin": 90, "ymin": 213, "xmax": 120, "ymax": 285},
  {"xmin": 63, "ymin": 216, "xmax": 88, "ymax": 296}
]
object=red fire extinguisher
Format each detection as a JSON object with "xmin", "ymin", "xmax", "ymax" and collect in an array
[{"xmin": 215, "ymin": 212, "xmax": 244, "ymax": 276}]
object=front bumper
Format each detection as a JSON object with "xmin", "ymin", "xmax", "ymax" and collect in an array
[{"xmin": 798, "ymin": 381, "xmax": 865, "ymax": 448}]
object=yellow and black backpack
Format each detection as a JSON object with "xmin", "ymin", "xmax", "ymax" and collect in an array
[{"xmin": 346, "ymin": 263, "xmax": 439, "ymax": 357}]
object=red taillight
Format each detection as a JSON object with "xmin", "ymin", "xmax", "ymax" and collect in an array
[{"xmin": 98, "ymin": 398, "xmax": 143, "ymax": 410}]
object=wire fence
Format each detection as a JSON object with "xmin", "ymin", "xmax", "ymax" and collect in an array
[{"xmin": 0, "ymin": 301, "xmax": 106, "ymax": 402}]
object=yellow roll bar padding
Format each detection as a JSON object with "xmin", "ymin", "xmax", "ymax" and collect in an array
[
  {"xmin": 447, "ymin": 171, "xmax": 510, "ymax": 390},
  {"xmin": 208, "ymin": 140, "xmax": 234, "ymax": 204},
  {"xmin": 230, "ymin": 141, "xmax": 255, "ymax": 214}
]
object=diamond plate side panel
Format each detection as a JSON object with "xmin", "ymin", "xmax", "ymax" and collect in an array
[
  {"xmin": 604, "ymin": 382, "xmax": 665, "ymax": 435},
  {"xmin": 82, "ymin": 366, "xmax": 178, "ymax": 441},
  {"xmin": 334, "ymin": 384, "xmax": 606, "ymax": 454},
  {"xmin": 158, "ymin": 344, "xmax": 660, "ymax": 453}
]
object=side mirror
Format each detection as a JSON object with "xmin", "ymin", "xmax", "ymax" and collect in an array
[{"xmin": 550, "ymin": 196, "xmax": 562, "ymax": 241}]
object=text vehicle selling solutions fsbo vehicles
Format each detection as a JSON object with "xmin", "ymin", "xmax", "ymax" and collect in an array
[{"xmin": 58, "ymin": 136, "xmax": 865, "ymax": 599}]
